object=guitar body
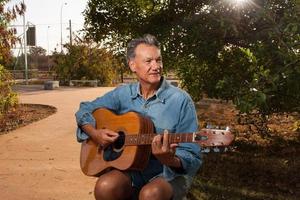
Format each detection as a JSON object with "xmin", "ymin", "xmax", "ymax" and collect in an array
[
  {"xmin": 80, "ymin": 108, "xmax": 154, "ymax": 176},
  {"xmin": 80, "ymin": 108, "xmax": 235, "ymax": 176}
]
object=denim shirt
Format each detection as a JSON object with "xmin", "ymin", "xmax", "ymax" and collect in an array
[{"xmin": 75, "ymin": 77, "xmax": 202, "ymax": 184}]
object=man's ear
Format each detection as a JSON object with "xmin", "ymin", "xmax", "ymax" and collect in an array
[{"xmin": 128, "ymin": 60, "xmax": 136, "ymax": 73}]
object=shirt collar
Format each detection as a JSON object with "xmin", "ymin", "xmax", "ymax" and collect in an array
[
  {"xmin": 130, "ymin": 76, "xmax": 169, "ymax": 103},
  {"xmin": 156, "ymin": 77, "xmax": 168, "ymax": 103},
  {"xmin": 130, "ymin": 82, "xmax": 141, "ymax": 99}
]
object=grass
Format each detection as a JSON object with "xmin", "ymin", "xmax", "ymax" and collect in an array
[{"xmin": 187, "ymin": 99, "xmax": 300, "ymax": 200}]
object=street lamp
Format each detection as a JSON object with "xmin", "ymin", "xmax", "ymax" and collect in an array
[
  {"xmin": 22, "ymin": 0, "xmax": 28, "ymax": 84},
  {"xmin": 47, "ymin": 26, "xmax": 50, "ymax": 55},
  {"xmin": 60, "ymin": 2, "xmax": 67, "ymax": 52},
  {"xmin": 47, "ymin": 25, "xmax": 50, "ymax": 70}
]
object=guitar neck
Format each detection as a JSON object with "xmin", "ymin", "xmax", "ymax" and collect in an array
[
  {"xmin": 123, "ymin": 128, "xmax": 233, "ymax": 147},
  {"xmin": 125, "ymin": 133, "xmax": 195, "ymax": 146}
]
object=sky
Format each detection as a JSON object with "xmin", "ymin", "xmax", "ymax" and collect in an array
[{"xmin": 7, "ymin": 0, "xmax": 89, "ymax": 55}]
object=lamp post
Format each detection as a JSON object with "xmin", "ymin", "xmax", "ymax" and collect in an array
[
  {"xmin": 47, "ymin": 25, "xmax": 50, "ymax": 70},
  {"xmin": 22, "ymin": 0, "xmax": 28, "ymax": 84},
  {"xmin": 60, "ymin": 2, "xmax": 67, "ymax": 52},
  {"xmin": 47, "ymin": 26, "xmax": 50, "ymax": 55}
]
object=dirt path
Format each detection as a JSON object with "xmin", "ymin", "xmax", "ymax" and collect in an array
[{"xmin": 0, "ymin": 86, "xmax": 114, "ymax": 200}]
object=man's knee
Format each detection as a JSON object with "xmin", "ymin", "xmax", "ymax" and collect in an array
[
  {"xmin": 139, "ymin": 178, "xmax": 173, "ymax": 200},
  {"xmin": 94, "ymin": 171, "xmax": 132, "ymax": 200},
  {"xmin": 94, "ymin": 177, "xmax": 116, "ymax": 199},
  {"xmin": 94, "ymin": 177, "xmax": 114, "ymax": 193},
  {"xmin": 139, "ymin": 185, "xmax": 161, "ymax": 199}
]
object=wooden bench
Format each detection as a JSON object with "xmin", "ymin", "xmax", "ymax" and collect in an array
[
  {"xmin": 69, "ymin": 80, "xmax": 98, "ymax": 87},
  {"xmin": 44, "ymin": 80, "xmax": 59, "ymax": 90}
]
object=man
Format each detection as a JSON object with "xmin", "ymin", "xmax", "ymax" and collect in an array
[{"xmin": 75, "ymin": 34, "xmax": 202, "ymax": 200}]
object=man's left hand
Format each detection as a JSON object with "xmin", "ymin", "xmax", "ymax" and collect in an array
[{"xmin": 151, "ymin": 130, "xmax": 181, "ymax": 168}]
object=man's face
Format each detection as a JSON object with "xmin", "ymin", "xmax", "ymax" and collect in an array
[{"xmin": 129, "ymin": 43, "xmax": 163, "ymax": 86}]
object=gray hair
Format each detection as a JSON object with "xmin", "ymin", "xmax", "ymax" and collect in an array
[{"xmin": 126, "ymin": 34, "xmax": 161, "ymax": 62}]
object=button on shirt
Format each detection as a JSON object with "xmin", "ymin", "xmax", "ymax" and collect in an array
[{"xmin": 75, "ymin": 77, "xmax": 202, "ymax": 184}]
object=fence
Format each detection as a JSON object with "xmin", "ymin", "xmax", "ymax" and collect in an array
[
  {"xmin": 9, "ymin": 70, "xmax": 55, "ymax": 80},
  {"xmin": 8, "ymin": 70, "xmax": 180, "ymax": 87}
]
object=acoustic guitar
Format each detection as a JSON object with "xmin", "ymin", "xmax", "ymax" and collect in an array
[{"xmin": 80, "ymin": 108, "xmax": 234, "ymax": 176}]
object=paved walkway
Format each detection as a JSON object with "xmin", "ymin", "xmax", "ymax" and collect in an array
[{"xmin": 0, "ymin": 86, "xmax": 114, "ymax": 200}]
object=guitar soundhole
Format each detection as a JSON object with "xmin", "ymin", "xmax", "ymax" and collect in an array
[
  {"xmin": 103, "ymin": 131, "xmax": 125, "ymax": 162},
  {"xmin": 113, "ymin": 131, "xmax": 125, "ymax": 151}
]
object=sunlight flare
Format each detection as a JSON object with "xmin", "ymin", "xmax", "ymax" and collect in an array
[{"xmin": 232, "ymin": 0, "xmax": 251, "ymax": 7}]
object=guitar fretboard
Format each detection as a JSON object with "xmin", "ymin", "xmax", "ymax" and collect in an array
[{"xmin": 125, "ymin": 133, "xmax": 195, "ymax": 146}]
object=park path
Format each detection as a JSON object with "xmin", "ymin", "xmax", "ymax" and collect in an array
[{"xmin": 0, "ymin": 86, "xmax": 114, "ymax": 200}]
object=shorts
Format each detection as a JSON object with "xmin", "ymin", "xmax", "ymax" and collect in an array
[
  {"xmin": 169, "ymin": 176, "xmax": 189, "ymax": 200},
  {"xmin": 127, "ymin": 171, "xmax": 189, "ymax": 200}
]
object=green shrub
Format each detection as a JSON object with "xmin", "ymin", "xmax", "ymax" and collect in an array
[
  {"xmin": 53, "ymin": 42, "xmax": 120, "ymax": 86},
  {"xmin": 0, "ymin": 64, "xmax": 18, "ymax": 115}
]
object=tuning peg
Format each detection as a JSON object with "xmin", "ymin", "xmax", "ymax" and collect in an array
[
  {"xmin": 201, "ymin": 148, "xmax": 211, "ymax": 153},
  {"xmin": 201, "ymin": 147, "xmax": 229, "ymax": 153},
  {"xmin": 213, "ymin": 147, "xmax": 220, "ymax": 152}
]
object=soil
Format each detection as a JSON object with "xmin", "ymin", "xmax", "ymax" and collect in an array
[
  {"xmin": 196, "ymin": 99, "xmax": 300, "ymax": 145},
  {"xmin": 191, "ymin": 99, "xmax": 300, "ymax": 200},
  {"xmin": 0, "ymin": 104, "xmax": 57, "ymax": 134}
]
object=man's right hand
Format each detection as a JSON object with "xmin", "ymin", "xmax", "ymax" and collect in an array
[{"xmin": 81, "ymin": 124, "xmax": 119, "ymax": 148}]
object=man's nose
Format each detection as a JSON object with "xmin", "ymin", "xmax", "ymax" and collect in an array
[{"xmin": 151, "ymin": 60, "xmax": 161, "ymax": 70}]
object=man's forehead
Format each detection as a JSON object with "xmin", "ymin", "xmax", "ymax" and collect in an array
[{"xmin": 135, "ymin": 44, "xmax": 161, "ymax": 57}]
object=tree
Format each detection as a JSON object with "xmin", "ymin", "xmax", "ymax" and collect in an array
[
  {"xmin": 0, "ymin": 65, "xmax": 18, "ymax": 114},
  {"xmin": 84, "ymin": 0, "xmax": 300, "ymax": 115},
  {"xmin": 29, "ymin": 46, "xmax": 46, "ymax": 56},
  {"xmin": 28, "ymin": 46, "xmax": 49, "ymax": 70},
  {"xmin": 0, "ymin": 0, "xmax": 25, "ymax": 115},
  {"xmin": 52, "ymin": 37, "xmax": 121, "ymax": 85},
  {"xmin": 1, "ymin": 0, "xmax": 25, "ymax": 67}
]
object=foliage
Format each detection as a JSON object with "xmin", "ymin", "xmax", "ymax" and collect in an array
[
  {"xmin": 292, "ymin": 120, "xmax": 300, "ymax": 131},
  {"xmin": 0, "ymin": 0, "xmax": 25, "ymax": 66},
  {"xmin": 0, "ymin": 64, "xmax": 18, "ymax": 115},
  {"xmin": 52, "ymin": 38, "xmax": 120, "ymax": 86},
  {"xmin": 0, "ymin": 0, "xmax": 24, "ymax": 115},
  {"xmin": 84, "ymin": 0, "xmax": 300, "ymax": 115}
]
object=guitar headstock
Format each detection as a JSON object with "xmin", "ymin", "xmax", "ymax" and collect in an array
[{"xmin": 194, "ymin": 127, "xmax": 234, "ymax": 148}]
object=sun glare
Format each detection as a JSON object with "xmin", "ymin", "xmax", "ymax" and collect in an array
[
  {"xmin": 227, "ymin": 0, "xmax": 253, "ymax": 9},
  {"xmin": 233, "ymin": 0, "xmax": 249, "ymax": 6}
]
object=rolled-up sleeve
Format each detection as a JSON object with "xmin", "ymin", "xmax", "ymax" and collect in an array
[{"xmin": 75, "ymin": 89, "xmax": 120, "ymax": 142}]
